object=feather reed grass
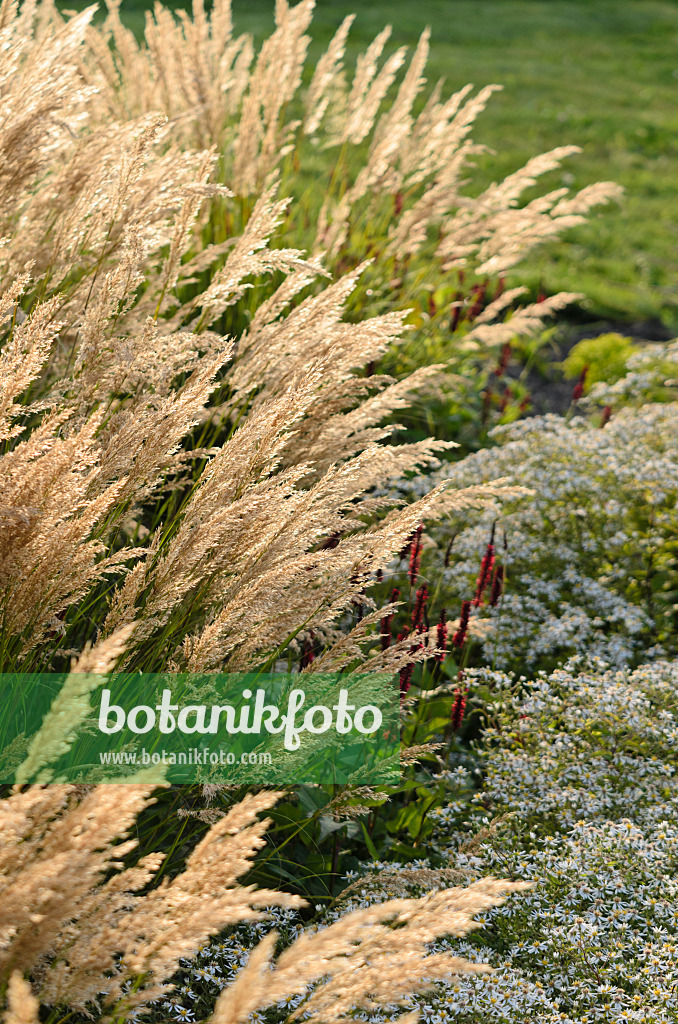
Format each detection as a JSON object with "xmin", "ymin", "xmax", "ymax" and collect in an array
[
  {"xmin": 0, "ymin": 784, "xmax": 527, "ymax": 1022},
  {"xmin": 0, "ymin": 6, "xmax": 619, "ymax": 1020}
]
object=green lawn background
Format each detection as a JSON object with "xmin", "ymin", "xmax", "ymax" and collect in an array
[{"xmin": 66, "ymin": 0, "xmax": 678, "ymax": 330}]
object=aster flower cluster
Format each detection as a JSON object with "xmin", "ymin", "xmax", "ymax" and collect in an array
[
  {"xmin": 424, "ymin": 820, "xmax": 678, "ymax": 1023},
  {"xmin": 159, "ymin": 657, "xmax": 678, "ymax": 1024},
  {"xmin": 152, "ymin": 908, "xmax": 307, "ymax": 1024},
  {"xmin": 461, "ymin": 658, "xmax": 678, "ymax": 834},
  {"xmin": 277, "ymin": 654, "xmax": 677, "ymax": 1024},
  {"xmin": 398, "ymin": 403, "xmax": 678, "ymax": 671},
  {"xmin": 418, "ymin": 657, "xmax": 678, "ymax": 1022}
]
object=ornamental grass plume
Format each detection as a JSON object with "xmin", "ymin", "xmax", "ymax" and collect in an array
[
  {"xmin": 207, "ymin": 876, "xmax": 531, "ymax": 1024},
  {"xmin": 0, "ymin": 784, "xmax": 527, "ymax": 1022},
  {"xmin": 4, "ymin": 974, "xmax": 39, "ymax": 1024},
  {"xmin": 0, "ymin": 786, "xmax": 301, "ymax": 1015},
  {"xmin": 0, "ymin": 0, "xmax": 622, "ymax": 677},
  {"xmin": 74, "ymin": 0, "xmax": 622, "ymax": 365},
  {"xmin": 0, "ymin": 0, "xmax": 478, "ymax": 678}
]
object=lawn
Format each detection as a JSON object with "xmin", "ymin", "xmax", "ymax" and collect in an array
[{"xmin": 69, "ymin": 0, "xmax": 678, "ymax": 331}]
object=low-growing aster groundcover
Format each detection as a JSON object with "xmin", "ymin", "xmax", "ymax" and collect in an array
[{"xmin": 152, "ymin": 658, "xmax": 678, "ymax": 1024}]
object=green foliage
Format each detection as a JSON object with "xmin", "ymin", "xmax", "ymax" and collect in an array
[{"xmin": 561, "ymin": 331, "xmax": 639, "ymax": 387}]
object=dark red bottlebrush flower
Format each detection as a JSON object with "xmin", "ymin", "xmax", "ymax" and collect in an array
[
  {"xmin": 452, "ymin": 600, "xmax": 471, "ymax": 648},
  {"xmin": 495, "ymin": 342, "xmax": 511, "ymax": 377},
  {"xmin": 399, "ymin": 539, "xmax": 412, "ymax": 562},
  {"xmin": 400, "ymin": 637, "xmax": 423, "ymax": 696},
  {"xmin": 537, "ymin": 290, "xmax": 547, "ymax": 304},
  {"xmin": 399, "ymin": 661, "xmax": 415, "ymax": 696},
  {"xmin": 450, "ymin": 685, "xmax": 467, "ymax": 731},
  {"xmin": 518, "ymin": 395, "xmax": 531, "ymax": 414},
  {"xmin": 443, "ymin": 534, "xmax": 456, "ymax": 568},
  {"xmin": 376, "ymin": 567, "xmax": 383, "ymax": 582},
  {"xmin": 379, "ymin": 621, "xmax": 392, "ymax": 651},
  {"xmin": 494, "ymin": 275, "xmax": 506, "ymax": 301},
  {"xmin": 600, "ymin": 405, "xmax": 612, "ymax": 428},
  {"xmin": 435, "ymin": 608, "xmax": 448, "ymax": 663},
  {"xmin": 473, "ymin": 529, "xmax": 496, "ymax": 607},
  {"xmin": 428, "ymin": 292, "xmax": 436, "ymax": 316},
  {"xmin": 572, "ymin": 365, "xmax": 588, "ymax": 403},
  {"xmin": 380, "ymin": 587, "xmax": 400, "ymax": 651},
  {"xmin": 411, "ymin": 585, "xmax": 428, "ymax": 631},
  {"xmin": 398, "ymin": 524, "xmax": 420, "ymax": 562},
  {"xmin": 407, "ymin": 524, "xmax": 424, "ymax": 584},
  {"xmin": 393, "ymin": 191, "xmax": 404, "ymax": 216},
  {"xmin": 489, "ymin": 564, "xmax": 504, "ymax": 607}
]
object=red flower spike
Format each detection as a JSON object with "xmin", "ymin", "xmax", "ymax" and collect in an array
[
  {"xmin": 407, "ymin": 524, "xmax": 424, "ymax": 584},
  {"xmin": 450, "ymin": 686, "xmax": 468, "ymax": 731},
  {"xmin": 435, "ymin": 609, "xmax": 448, "ymax": 663},
  {"xmin": 300, "ymin": 633, "xmax": 315, "ymax": 670},
  {"xmin": 399, "ymin": 524, "xmax": 420, "ymax": 562},
  {"xmin": 572, "ymin": 365, "xmax": 588, "ymax": 403},
  {"xmin": 399, "ymin": 661, "xmax": 415, "ymax": 696},
  {"xmin": 411, "ymin": 585, "xmax": 428, "ymax": 632},
  {"xmin": 489, "ymin": 565, "xmax": 504, "ymax": 607},
  {"xmin": 473, "ymin": 531, "xmax": 496, "ymax": 607},
  {"xmin": 400, "ymin": 636, "xmax": 424, "ymax": 696},
  {"xmin": 467, "ymin": 279, "xmax": 489, "ymax": 321},
  {"xmin": 495, "ymin": 342, "xmax": 511, "ymax": 377},
  {"xmin": 450, "ymin": 294, "xmax": 462, "ymax": 333},
  {"xmin": 600, "ymin": 405, "xmax": 612, "ymax": 428},
  {"xmin": 452, "ymin": 600, "xmax": 471, "ymax": 648}
]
